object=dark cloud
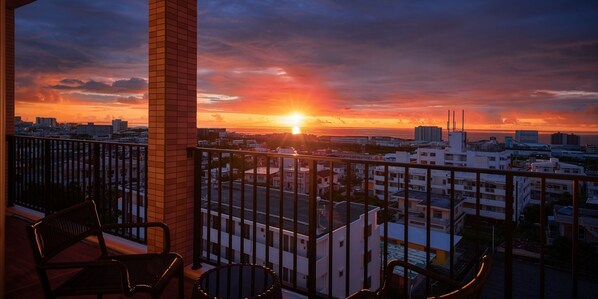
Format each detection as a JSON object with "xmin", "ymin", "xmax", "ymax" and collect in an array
[
  {"xmin": 51, "ymin": 77, "xmax": 147, "ymax": 94},
  {"xmin": 15, "ymin": 0, "xmax": 147, "ymax": 75},
  {"xmin": 211, "ymin": 114, "xmax": 225, "ymax": 122},
  {"xmin": 116, "ymin": 96, "xmax": 146, "ymax": 105}
]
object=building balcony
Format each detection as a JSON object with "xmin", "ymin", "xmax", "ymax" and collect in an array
[{"xmin": 5, "ymin": 136, "xmax": 598, "ymax": 298}]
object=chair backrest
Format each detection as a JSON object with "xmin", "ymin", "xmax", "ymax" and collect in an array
[
  {"xmin": 27, "ymin": 200, "xmax": 107, "ymax": 264},
  {"xmin": 436, "ymin": 255, "xmax": 492, "ymax": 299}
]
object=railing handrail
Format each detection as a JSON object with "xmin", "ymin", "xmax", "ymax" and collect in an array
[
  {"xmin": 190, "ymin": 147, "xmax": 598, "ymax": 182},
  {"xmin": 9, "ymin": 135, "xmax": 148, "ymax": 148}
]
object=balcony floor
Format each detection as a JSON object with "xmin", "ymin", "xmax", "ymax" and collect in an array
[{"xmin": 4, "ymin": 215, "xmax": 195, "ymax": 299}]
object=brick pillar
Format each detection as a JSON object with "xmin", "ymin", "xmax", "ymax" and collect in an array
[
  {"xmin": 5, "ymin": 9, "xmax": 14, "ymax": 135},
  {"xmin": 147, "ymin": 0, "xmax": 197, "ymax": 262}
]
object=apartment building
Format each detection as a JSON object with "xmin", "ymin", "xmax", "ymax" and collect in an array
[
  {"xmin": 515, "ymin": 130, "xmax": 539, "ymax": 144},
  {"xmin": 530, "ymin": 158, "xmax": 584, "ymax": 201},
  {"xmin": 269, "ymin": 167, "xmax": 339, "ymax": 196},
  {"xmin": 553, "ymin": 205, "xmax": 598, "ymax": 243},
  {"xmin": 414, "ymin": 126, "xmax": 443, "ymax": 142},
  {"xmin": 200, "ymin": 186, "xmax": 380, "ymax": 298},
  {"xmin": 373, "ymin": 132, "xmax": 531, "ymax": 221},
  {"xmin": 389, "ymin": 189, "xmax": 466, "ymax": 233}
]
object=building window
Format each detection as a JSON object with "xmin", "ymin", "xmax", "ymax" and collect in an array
[
  {"xmin": 283, "ymin": 267, "xmax": 289, "ymax": 282},
  {"xmin": 339, "ymin": 240, "xmax": 344, "ymax": 247},
  {"xmin": 211, "ymin": 215, "xmax": 220, "ymax": 230},
  {"xmin": 242, "ymin": 253, "xmax": 250, "ymax": 263},
  {"xmin": 225, "ymin": 247, "xmax": 233, "ymax": 261},
  {"xmin": 283, "ymin": 235, "xmax": 295, "ymax": 252},
  {"xmin": 211, "ymin": 242, "xmax": 220, "ymax": 256},
  {"xmin": 366, "ymin": 224, "xmax": 372, "ymax": 237},
  {"xmin": 268, "ymin": 231, "xmax": 274, "ymax": 247},
  {"xmin": 226, "ymin": 219, "xmax": 232, "ymax": 234},
  {"xmin": 242, "ymin": 223, "xmax": 250, "ymax": 238},
  {"xmin": 433, "ymin": 211, "xmax": 442, "ymax": 219},
  {"xmin": 339, "ymin": 269, "xmax": 344, "ymax": 277}
]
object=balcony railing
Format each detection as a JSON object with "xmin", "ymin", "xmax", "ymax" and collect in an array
[
  {"xmin": 7, "ymin": 135, "xmax": 148, "ymax": 243},
  {"xmin": 6, "ymin": 136, "xmax": 598, "ymax": 298},
  {"xmin": 190, "ymin": 147, "xmax": 598, "ymax": 299}
]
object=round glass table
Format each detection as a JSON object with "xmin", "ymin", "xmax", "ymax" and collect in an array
[{"xmin": 193, "ymin": 264, "xmax": 282, "ymax": 299}]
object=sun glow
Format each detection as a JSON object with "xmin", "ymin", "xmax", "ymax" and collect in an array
[
  {"xmin": 288, "ymin": 112, "xmax": 304, "ymax": 126},
  {"xmin": 285, "ymin": 112, "xmax": 305, "ymax": 134}
]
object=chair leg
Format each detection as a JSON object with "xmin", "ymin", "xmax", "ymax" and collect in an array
[{"xmin": 178, "ymin": 268, "xmax": 185, "ymax": 299}]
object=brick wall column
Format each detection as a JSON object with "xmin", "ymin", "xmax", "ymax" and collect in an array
[
  {"xmin": 5, "ymin": 9, "xmax": 14, "ymax": 135},
  {"xmin": 147, "ymin": 0, "xmax": 197, "ymax": 262}
]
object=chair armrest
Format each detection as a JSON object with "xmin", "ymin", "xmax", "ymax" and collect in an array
[
  {"xmin": 102, "ymin": 222, "xmax": 171, "ymax": 254},
  {"xmin": 385, "ymin": 259, "xmax": 462, "ymax": 288},
  {"xmin": 44, "ymin": 260, "xmax": 131, "ymax": 291}
]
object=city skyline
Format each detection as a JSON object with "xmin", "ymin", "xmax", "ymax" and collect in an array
[{"xmin": 13, "ymin": 0, "xmax": 598, "ymax": 132}]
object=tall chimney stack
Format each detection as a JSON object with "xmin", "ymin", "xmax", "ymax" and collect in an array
[
  {"xmin": 461, "ymin": 109, "xmax": 465, "ymax": 132},
  {"xmin": 453, "ymin": 110, "xmax": 456, "ymax": 132},
  {"xmin": 447, "ymin": 110, "xmax": 450, "ymax": 138}
]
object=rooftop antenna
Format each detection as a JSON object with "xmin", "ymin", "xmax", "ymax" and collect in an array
[
  {"xmin": 447, "ymin": 110, "xmax": 450, "ymax": 138},
  {"xmin": 453, "ymin": 110, "xmax": 456, "ymax": 132},
  {"xmin": 461, "ymin": 109, "xmax": 465, "ymax": 132}
]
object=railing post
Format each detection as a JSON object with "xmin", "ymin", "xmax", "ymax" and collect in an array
[
  {"xmin": 308, "ymin": 159, "xmax": 317, "ymax": 298},
  {"xmin": 92, "ymin": 143, "xmax": 101, "ymax": 206},
  {"xmin": 504, "ymin": 174, "xmax": 514, "ymax": 299},
  {"xmin": 572, "ymin": 180, "xmax": 579, "ymax": 299},
  {"xmin": 43, "ymin": 139, "xmax": 51, "ymax": 214},
  {"xmin": 7, "ymin": 135, "xmax": 14, "ymax": 207},
  {"xmin": 192, "ymin": 148, "xmax": 203, "ymax": 269}
]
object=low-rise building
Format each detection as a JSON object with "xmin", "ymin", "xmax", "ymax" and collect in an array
[
  {"xmin": 529, "ymin": 158, "xmax": 584, "ymax": 201},
  {"xmin": 553, "ymin": 205, "xmax": 598, "ymax": 244},
  {"xmin": 390, "ymin": 189, "xmax": 466, "ymax": 234},
  {"xmin": 200, "ymin": 187, "xmax": 380, "ymax": 298}
]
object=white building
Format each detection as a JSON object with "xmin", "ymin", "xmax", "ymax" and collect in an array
[
  {"xmin": 112, "ymin": 119, "xmax": 128, "ymax": 132},
  {"xmin": 373, "ymin": 132, "xmax": 531, "ymax": 221},
  {"xmin": 277, "ymin": 147, "xmax": 298, "ymax": 169},
  {"xmin": 35, "ymin": 117, "xmax": 58, "ymax": 127},
  {"xmin": 389, "ymin": 190, "xmax": 466, "ymax": 234},
  {"xmin": 414, "ymin": 126, "xmax": 443, "ymax": 142},
  {"xmin": 200, "ymin": 188, "xmax": 380, "ymax": 298},
  {"xmin": 529, "ymin": 158, "xmax": 584, "ymax": 201},
  {"xmin": 76, "ymin": 122, "xmax": 113, "ymax": 138},
  {"xmin": 515, "ymin": 130, "xmax": 539, "ymax": 144}
]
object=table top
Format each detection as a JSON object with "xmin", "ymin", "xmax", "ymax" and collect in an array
[{"xmin": 195, "ymin": 264, "xmax": 281, "ymax": 299}]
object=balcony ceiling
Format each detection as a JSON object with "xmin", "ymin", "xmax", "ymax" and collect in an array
[{"xmin": 6, "ymin": 0, "xmax": 36, "ymax": 9}]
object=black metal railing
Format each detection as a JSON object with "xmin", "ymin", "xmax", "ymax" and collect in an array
[
  {"xmin": 190, "ymin": 147, "xmax": 598, "ymax": 299},
  {"xmin": 7, "ymin": 135, "xmax": 148, "ymax": 244}
]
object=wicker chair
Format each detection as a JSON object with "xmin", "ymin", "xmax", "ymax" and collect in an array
[
  {"xmin": 348, "ymin": 255, "xmax": 492, "ymax": 299},
  {"xmin": 27, "ymin": 200, "xmax": 184, "ymax": 299}
]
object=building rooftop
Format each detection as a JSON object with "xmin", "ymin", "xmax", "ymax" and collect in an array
[
  {"xmin": 202, "ymin": 184, "xmax": 379, "ymax": 238},
  {"xmin": 381, "ymin": 222, "xmax": 462, "ymax": 252},
  {"xmin": 391, "ymin": 189, "xmax": 465, "ymax": 209}
]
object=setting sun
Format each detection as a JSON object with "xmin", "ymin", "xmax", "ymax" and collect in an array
[
  {"xmin": 288, "ymin": 112, "xmax": 304, "ymax": 126},
  {"xmin": 292, "ymin": 126, "xmax": 301, "ymax": 134}
]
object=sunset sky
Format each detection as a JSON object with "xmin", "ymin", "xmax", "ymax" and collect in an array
[{"xmin": 13, "ymin": 0, "xmax": 598, "ymax": 133}]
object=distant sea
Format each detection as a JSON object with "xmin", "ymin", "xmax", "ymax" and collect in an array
[{"xmin": 227, "ymin": 127, "xmax": 598, "ymax": 145}]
